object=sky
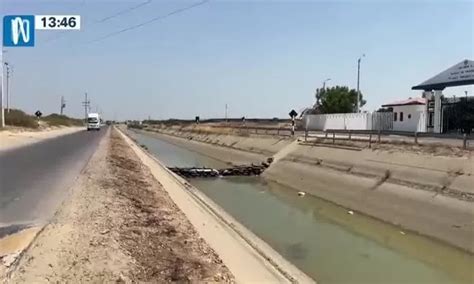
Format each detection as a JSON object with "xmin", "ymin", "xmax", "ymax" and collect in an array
[{"xmin": 1, "ymin": 0, "xmax": 473, "ymax": 120}]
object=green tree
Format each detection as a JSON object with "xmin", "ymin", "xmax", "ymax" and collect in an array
[{"xmin": 315, "ymin": 86, "xmax": 366, "ymax": 114}]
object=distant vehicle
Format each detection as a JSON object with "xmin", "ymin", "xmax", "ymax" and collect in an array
[{"xmin": 87, "ymin": 113, "xmax": 101, "ymax": 131}]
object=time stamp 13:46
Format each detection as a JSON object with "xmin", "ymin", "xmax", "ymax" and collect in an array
[{"xmin": 35, "ymin": 15, "xmax": 81, "ymax": 30}]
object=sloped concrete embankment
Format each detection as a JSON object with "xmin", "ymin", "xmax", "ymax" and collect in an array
[
  {"xmin": 120, "ymin": 128, "xmax": 314, "ymax": 283},
  {"xmin": 137, "ymin": 128, "xmax": 474, "ymax": 253}
]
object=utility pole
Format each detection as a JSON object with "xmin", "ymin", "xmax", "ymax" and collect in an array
[
  {"xmin": 60, "ymin": 96, "xmax": 66, "ymax": 115},
  {"xmin": 82, "ymin": 92, "xmax": 90, "ymax": 121},
  {"xmin": 356, "ymin": 54, "xmax": 365, "ymax": 113},
  {"xmin": 0, "ymin": 49, "xmax": 5, "ymax": 128},
  {"xmin": 4, "ymin": 62, "xmax": 10, "ymax": 113},
  {"xmin": 225, "ymin": 104, "xmax": 228, "ymax": 122}
]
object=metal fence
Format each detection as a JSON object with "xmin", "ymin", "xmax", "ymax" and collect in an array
[{"xmin": 304, "ymin": 128, "xmax": 472, "ymax": 149}]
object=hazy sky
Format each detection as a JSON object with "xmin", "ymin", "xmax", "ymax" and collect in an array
[{"xmin": 1, "ymin": 0, "xmax": 473, "ymax": 120}]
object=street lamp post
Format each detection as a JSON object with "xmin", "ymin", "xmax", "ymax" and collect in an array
[
  {"xmin": 322, "ymin": 78, "xmax": 331, "ymax": 90},
  {"xmin": 356, "ymin": 54, "xmax": 365, "ymax": 113},
  {"xmin": 316, "ymin": 78, "xmax": 331, "ymax": 106}
]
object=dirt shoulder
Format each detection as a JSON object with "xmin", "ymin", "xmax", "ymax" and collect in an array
[
  {"xmin": 0, "ymin": 127, "xmax": 83, "ymax": 152},
  {"xmin": 6, "ymin": 128, "xmax": 233, "ymax": 282}
]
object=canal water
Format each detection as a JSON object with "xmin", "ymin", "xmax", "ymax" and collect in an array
[{"xmin": 130, "ymin": 130, "xmax": 473, "ymax": 284}]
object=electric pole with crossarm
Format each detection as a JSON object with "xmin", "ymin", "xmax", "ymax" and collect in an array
[{"xmin": 82, "ymin": 92, "xmax": 90, "ymax": 121}]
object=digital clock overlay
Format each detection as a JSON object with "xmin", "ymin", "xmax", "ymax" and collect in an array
[
  {"xmin": 35, "ymin": 15, "xmax": 81, "ymax": 30},
  {"xmin": 3, "ymin": 15, "xmax": 81, "ymax": 47}
]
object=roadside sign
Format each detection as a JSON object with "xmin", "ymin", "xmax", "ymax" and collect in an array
[
  {"xmin": 195, "ymin": 116, "xmax": 200, "ymax": 124},
  {"xmin": 289, "ymin": 109, "xmax": 298, "ymax": 118},
  {"xmin": 289, "ymin": 109, "xmax": 298, "ymax": 136},
  {"xmin": 35, "ymin": 110, "xmax": 42, "ymax": 118}
]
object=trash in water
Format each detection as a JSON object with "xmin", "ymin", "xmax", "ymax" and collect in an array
[
  {"xmin": 347, "ymin": 210, "xmax": 354, "ymax": 215},
  {"xmin": 298, "ymin": 191, "xmax": 306, "ymax": 196},
  {"xmin": 400, "ymin": 231, "xmax": 406, "ymax": 235}
]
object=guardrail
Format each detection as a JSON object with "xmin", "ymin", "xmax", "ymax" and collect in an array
[
  {"xmin": 205, "ymin": 125, "xmax": 295, "ymax": 136},
  {"xmin": 304, "ymin": 129, "xmax": 472, "ymax": 149}
]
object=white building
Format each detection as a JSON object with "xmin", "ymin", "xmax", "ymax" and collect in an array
[{"xmin": 382, "ymin": 98, "xmax": 427, "ymax": 132}]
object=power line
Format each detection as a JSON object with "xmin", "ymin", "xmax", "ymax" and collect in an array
[
  {"xmin": 43, "ymin": 0, "xmax": 153, "ymax": 44},
  {"xmin": 96, "ymin": 0, "xmax": 153, "ymax": 23},
  {"xmin": 88, "ymin": 0, "xmax": 210, "ymax": 44}
]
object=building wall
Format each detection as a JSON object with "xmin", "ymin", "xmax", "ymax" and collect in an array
[{"xmin": 392, "ymin": 105, "xmax": 427, "ymax": 132}]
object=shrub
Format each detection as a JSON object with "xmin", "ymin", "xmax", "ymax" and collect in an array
[
  {"xmin": 43, "ymin": 113, "xmax": 83, "ymax": 126},
  {"xmin": 5, "ymin": 109, "xmax": 38, "ymax": 128}
]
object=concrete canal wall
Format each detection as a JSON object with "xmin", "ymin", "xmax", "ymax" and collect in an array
[{"xmin": 134, "ymin": 127, "xmax": 474, "ymax": 253}]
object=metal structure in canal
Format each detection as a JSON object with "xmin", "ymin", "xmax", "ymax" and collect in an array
[{"xmin": 168, "ymin": 160, "xmax": 272, "ymax": 178}]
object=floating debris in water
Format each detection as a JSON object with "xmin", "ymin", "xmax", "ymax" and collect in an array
[
  {"xmin": 347, "ymin": 210, "xmax": 354, "ymax": 215},
  {"xmin": 169, "ymin": 163, "xmax": 270, "ymax": 178},
  {"xmin": 400, "ymin": 231, "xmax": 406, "ymax": 235},
  {"xmin": 298, "ymin": 191, "xmax": 306, "ymax": 196}
]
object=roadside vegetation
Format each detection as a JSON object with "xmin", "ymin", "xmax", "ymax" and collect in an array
[
  {"xmin": 4, "ymin": 109, "xmax": 39, "ymax": 129},
  {"xmin": 42, "ymin": 113, "xmax": 83, "ymax": 126},
  {"xmin": 4, "ymin": 109, "xmax": 83, "ymax": 129}
]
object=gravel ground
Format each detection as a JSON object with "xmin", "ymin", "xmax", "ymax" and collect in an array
[{"xmin": 7, "ymin": 129, "xmax": 233, "ymax": 283}]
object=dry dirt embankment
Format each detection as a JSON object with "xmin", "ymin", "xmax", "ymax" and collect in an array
[
  {"xmin": 136, "ymin": 126, "xmax": 474, "ymax": 254},
  {"xmin": 0, "ymin": 127, "xmax": 82, "ymax": 152},
  {"xmin": 6, "ymin": 129, "xmax": 233, "ymax": 283}
]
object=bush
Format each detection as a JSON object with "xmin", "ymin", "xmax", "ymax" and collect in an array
[
  {"xmin": 43, "ymin": 113, "xmax": 84, "ymax": 126},
  {"xmin": 127, "ymin": 123, "xmax": 144, "ymax": 129},
  {"xmin": 5, "ymin": 109, "xmax": 38, "ymax": 128}
]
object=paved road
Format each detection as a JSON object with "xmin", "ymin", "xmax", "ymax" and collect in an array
[{"xmin": 0, "ymin": 128, "xmax": 108, "ymax": 227}]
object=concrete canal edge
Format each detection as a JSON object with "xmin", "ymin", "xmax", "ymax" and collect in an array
[
  {"xmin": 136, "ymin": 128, "xmax": 474, "ymax": 254},
  {"xmin": 116, "ymin": 127, "xmax": 315, "ymax": 284}
]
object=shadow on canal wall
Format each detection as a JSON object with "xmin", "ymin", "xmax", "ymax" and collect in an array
[{"xmin": 132, "ymin": 127, "xmax": 474, "ymax": 254}]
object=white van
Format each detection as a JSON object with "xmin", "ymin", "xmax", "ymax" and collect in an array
[{"xmin": 87, "ymin": 113, "xmax": 101, "ymax": 131}]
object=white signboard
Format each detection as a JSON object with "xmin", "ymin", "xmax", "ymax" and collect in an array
[{"xmin": 413, "ymin": 60, "xmax": 474, "ymax": 89}]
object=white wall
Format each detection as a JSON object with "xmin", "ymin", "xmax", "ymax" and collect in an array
[
  {"xmin": 304, "ymin": 108, "xmax": 426, "ymax": 132},
  {"xmin": 304, "ymin": 113, "xmax": 371, "ymax": 131},
  {"xmin": 392, "ymin": 105, "xmax": 427, "ymax": 132}
]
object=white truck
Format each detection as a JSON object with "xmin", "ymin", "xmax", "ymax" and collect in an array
[{"xmin": 87, "ymin": 113, "xmax": 101, "ymax": 131}]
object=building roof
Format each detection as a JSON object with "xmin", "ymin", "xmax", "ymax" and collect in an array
[
  {"xmin": 412, "ymin": 59, "xmax": 474, "ymax": 90},
  {"xmin": 382, "ymin": 98, "xmax": 427, "ymax": 107}
]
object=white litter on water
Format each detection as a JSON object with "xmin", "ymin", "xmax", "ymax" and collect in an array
[
  {"xmin": 298, "ymin": 191, "xmax": 306, "ymax": 196},
  {"xmin": 347, "ymin": 210, "xmax": 354, "ymax": 215}
]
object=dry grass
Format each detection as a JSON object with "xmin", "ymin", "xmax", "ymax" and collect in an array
[{"xmin": 4, "ymin": 109, "xmax": 38, "ymax": 129}]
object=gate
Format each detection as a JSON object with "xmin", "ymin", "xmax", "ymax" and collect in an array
[
  {"xmin": 442, "ymin": 99, "xmax": 474, "ymax": 134},
  {"xmin": 371, "ymin": 112, "xmax": 393, "ymax": 131}
]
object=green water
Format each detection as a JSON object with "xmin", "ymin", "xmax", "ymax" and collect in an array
[{"xmin": 130, "ymin": 130, "xmax": 474, "ymax": 284}]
